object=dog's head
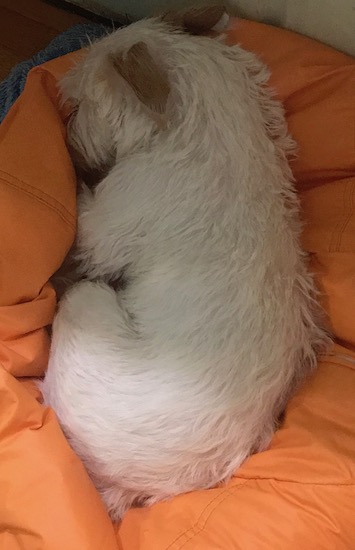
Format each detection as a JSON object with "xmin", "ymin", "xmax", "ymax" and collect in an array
[{"xmin": 61, "ymin": 4, "xmax": 228, "ymax": 184}]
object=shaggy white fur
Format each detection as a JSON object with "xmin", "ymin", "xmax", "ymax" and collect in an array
[{"xmin": 42, "ymin": 13, "xmax": 330, "ymax": 521}]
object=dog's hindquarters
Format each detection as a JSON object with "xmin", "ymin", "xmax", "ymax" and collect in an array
[{"xmin": 42, "ymin": 279, "xmax": 277, "ymax": 520}]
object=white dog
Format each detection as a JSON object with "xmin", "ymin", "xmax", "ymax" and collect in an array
[{"xmin": 42, "ymin": 5, "xmax": 329, "ymax": 521}]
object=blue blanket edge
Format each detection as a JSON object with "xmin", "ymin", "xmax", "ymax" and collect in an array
[{"xmin": 0, "ymin": 23, "xmax": 109, "ymax": 124}]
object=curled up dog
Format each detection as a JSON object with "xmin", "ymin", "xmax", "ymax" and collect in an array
[{"xmin": 42, "ymin": 5, "xmax": 330, "ymax": 521}]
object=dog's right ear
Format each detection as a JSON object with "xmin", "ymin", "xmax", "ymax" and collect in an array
[
  {"xmin": 111, "ymin": 41, "xmax": 170, "ymax": 116},
  {"xmin": 161, "ymin": 3, "xmax": 227, "ymax": 35}
]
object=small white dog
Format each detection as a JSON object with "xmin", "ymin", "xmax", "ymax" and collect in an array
[{"xmin": 42, "ymin": 5, "xmax": 329, "ymax": 520}]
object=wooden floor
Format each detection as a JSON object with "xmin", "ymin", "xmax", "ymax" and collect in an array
[{"xmin": 0, "ymin": 0, "xmax": 89, "ymax": 80}]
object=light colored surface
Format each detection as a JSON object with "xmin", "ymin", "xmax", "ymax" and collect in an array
[
  {"xmin": 227, "ymin": 0, "xmax": 355, "ymax": 56},
  {"xmin": 67, "ymin": 0, "xmax": 355, "ymax": 56}
]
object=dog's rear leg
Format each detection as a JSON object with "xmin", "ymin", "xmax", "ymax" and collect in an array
[
  {"xmin": 75, "ymin": 184, "xmax": 138, "ymax": 284},
  {"xmin": 99, "ymin": 485, "xmax": 140, "ymax": 522},
  {"xmin": 52, "ymin": 279, "xmax": 136, "ymax": 342}
]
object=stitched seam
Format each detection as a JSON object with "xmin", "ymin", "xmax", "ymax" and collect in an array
[
  {"xmin": 322, "ymin": 354, "xmax": 354, "ymax": 370},
  {"xmin": 318, "ymin": 358, "xmax": 355, "ymax": 371},
  {"xmin": 170, "ymin": 481, "xmax": 355, "ymax": 550},
  {"xmin": 318, "ymin": 354, "xmax": 355, "ymax": 370},
  {"xmin": 0, "ymin": 174, "xmax": 75, "ymax": 229},
  {"xmin": 328, "ymin": 179, "xmax": 348, "ymax": 252},
  {"xmin": 232, "ymin": 477, "xmax": 355, "ymax": 487},
  {"xmin": 164, "ymin": 468, "xmax": 355, "ymax": 548},
  {"xmin": 329, "ymin": 354, "xmax": 355, "ymax": 365},
  {"xmin": 328, "ymin": 181, "xmax": 345, "ymax": 252},
  {"xmin": 335, "ymin": 178, "xmax": 355, "ymax": 251},
  {"xmin": 323, "ymin": 352, "xmax": 355, "ymax": 365},
  {"xmin": 0, "ymin": 168, "xmax": 74, "ymax": 220},
  {"xmin": 165, "ymin": 481, "xmax": 250, "ymax": 550},
  {"xmin": 329, "ymin": 176, "xmax": 355, "ymax": 253}
]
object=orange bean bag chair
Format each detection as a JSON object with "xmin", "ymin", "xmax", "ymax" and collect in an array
[{"xmin": 1, "ymin": 18, "xmax": 355, "ymax": 550}]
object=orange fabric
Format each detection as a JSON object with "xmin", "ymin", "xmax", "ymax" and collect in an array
[{"xmin": 0, "ymin": 18, "xmax": 354, "ymax": 550}]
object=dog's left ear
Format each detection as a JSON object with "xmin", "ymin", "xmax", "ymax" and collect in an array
[
  {"xmin": 162, "ymin": 3, "xmax": 227, "ymax": 35},
  {"xmin": 112, "ymin": 42, "xmax": 170, "ymax": 116}
]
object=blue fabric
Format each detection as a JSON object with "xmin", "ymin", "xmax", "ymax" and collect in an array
[{"xmin": 0, "ymin": 23, "xmax": 109, "ymax": 124}]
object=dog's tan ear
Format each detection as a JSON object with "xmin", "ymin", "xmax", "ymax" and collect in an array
[
  {"xmin": 162, "ymin": 3, "xmax": 226, "ymax": 35},
  {"xmin": 112, "ymin": 42, "xmax": 170, "ymax": 115}
]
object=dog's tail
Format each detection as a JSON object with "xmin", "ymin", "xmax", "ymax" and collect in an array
[{"xmin": 41, "ymin": 280, "xmax": 137, "ymax": 408}]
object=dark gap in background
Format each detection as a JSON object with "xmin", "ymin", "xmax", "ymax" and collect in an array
[{"xmin": 45, "ymin": 0, "xmax": 132, "ymax": 27}]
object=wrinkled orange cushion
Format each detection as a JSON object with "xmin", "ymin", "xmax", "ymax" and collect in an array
[{"xmin": 0, "ymin": 18, "xmax": 354, "ymax": 550}]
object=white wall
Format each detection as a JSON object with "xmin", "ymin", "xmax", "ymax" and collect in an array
[
  {"xmin": 69, "ymin": 0, "xmax": 355, "ymax": 56},
  {"xmin": 227, "ymin": 0, "xmax": 355, "ymax": 56}
]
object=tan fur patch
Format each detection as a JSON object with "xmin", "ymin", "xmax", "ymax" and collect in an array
[
  {"xmin": 112, "ymin": 42, "xmax": 170, "ymax": 115},
  {"xmin": 162, "ymin": 3, "xmax": 225, "ymax": 35}
]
